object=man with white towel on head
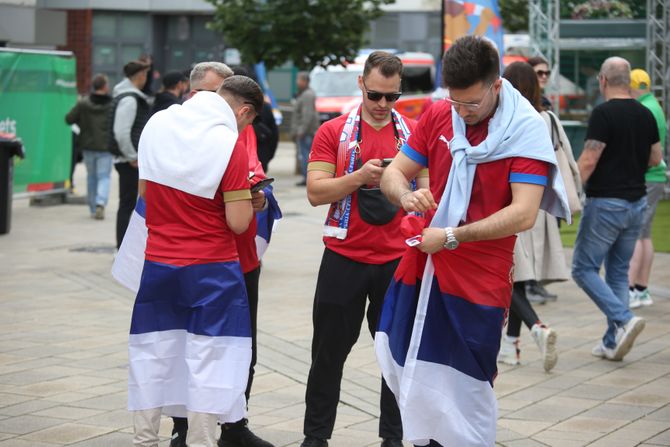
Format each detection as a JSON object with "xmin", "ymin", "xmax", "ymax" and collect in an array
[{"xmin": 128, "ymin": 75, "xmax": 263, "ymax": 447}]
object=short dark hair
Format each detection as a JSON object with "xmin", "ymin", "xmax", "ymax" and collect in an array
[
  {"xmin": 123, "ymin": 60, "xmax": 150, "ymax": 78},
  {"xmin": 218, "ymin": 75, "xmax": 264, "ymax": 116},
  {"xmin": 503, "ymin": 62, "xmax": 542, "ymax": 112},
  {"xmin": 527, "ymin": 56, "xmax": 549, "ymax": 68},
  {"xmin": 442, "ymin": 36, "xmax": 499, "ymax": 89},
  {"xmin": 162, "ymin": 71, "xmax": 187, "ymax": 89},
  {"xmin": 91, "ymin": 73, "xmax": 108, "ymax": 91},
  {"xmin": 363, "ymin": 51, "xmax": 403, "ymax": 79},
  {"xmin": 231, "ymin": 65, "xmax": 260, "ymax": 84}
]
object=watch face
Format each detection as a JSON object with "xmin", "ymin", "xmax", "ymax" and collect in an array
[{"xmin": 446, "ymin": 239, "xmax": 459, "ymax": 250}]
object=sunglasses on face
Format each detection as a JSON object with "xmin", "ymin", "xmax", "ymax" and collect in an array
[
  {"xmin": 362, "ymin": 79, "xmax": 402, "ymax": 102},
  {"xmin": 535, "ymin": 70, "xmax": 551, "ymax": 78}
]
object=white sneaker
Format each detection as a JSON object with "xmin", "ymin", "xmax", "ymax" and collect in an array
[
  {"xmin": 629, "ymin": 289, "xmax": 641, "ymax": 309},
  {"xmin": 638, "ymin": 289, "xmax": 653, "ymax": 307},
  {"xmin": 630, "ymin": 289, "xmax": 654, "ymax": 309},
  {"xmin": 608, "ymin": 316, "xmax": 646, "ymax": 361},
  {"xmin": 531, "ymin": 324, "xmax": 558, "ymax": 372},
  {"xmin": 498, "ymin": 336, "xmax": 520, "ymax": 366},
  {"xmin": 592, "ymin": 342, "xmax": 608, "ymax": 358}
]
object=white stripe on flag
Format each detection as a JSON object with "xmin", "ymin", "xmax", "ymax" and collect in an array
[
  {"xmin": 111, "ymin": 207, "xmax": 146, "ymax": 293},
  {"xmin": 128, "ymin": 329, "xmax": 251, "ymax": 423},
  {"xmin": 376, "ymin": 333, "xmax": 497, "ymax": 446}
]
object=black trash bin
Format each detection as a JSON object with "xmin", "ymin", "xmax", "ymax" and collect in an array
[{"xmin": 0, "ymin": 134, "xmax": 25, "ymax": 235}]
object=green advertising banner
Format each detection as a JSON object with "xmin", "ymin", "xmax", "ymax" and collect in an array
[{"xmin": 0, "ymin": 48, "xmax": 77, "ymax": 195}]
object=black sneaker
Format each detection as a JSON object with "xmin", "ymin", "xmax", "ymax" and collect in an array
[
  {"xmin": 381, "ymin": 439, "xmax": 403, "ymax": 447},
  {"xmin": 299, "ymin": 437, "xmax": 328, "ymax": 447},
  {"xmin": 170, "ymin": 430, "xmax": 187, "ymax": 447},
  {"xmin": 170, "ymin": 417, "xmax": 188, "ymax": 447},
  {"xmin": 218, "ymin": 420, "xmax": 275, "ymax": 447}
]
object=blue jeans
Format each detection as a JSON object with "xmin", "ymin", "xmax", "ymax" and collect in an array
[
  {"xmin": 571, "ymin": 197, "xmax": 646, "ymax": 348},
  {"xmin": 298, "ymin": 134, "xmax": 314, "ymax": 179},
  {"xmin": 82, "ymin": 150, "xmax": 113, "ymax": 214}
]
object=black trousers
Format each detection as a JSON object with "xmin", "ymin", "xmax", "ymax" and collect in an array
[
  {"xmin": 173, "ymin": 266, "xmax": 262, "ymax": 432},
  {"xmin": 115, "ymin": 162, "xmax": 138, "ymax": 249},
  {"xmin": 303, "ymin": 249, "xmax": 402, "ymax": 440},
  {"xmin": 506, "ymin": 281, "xmax": 540, "ymax": 338}
]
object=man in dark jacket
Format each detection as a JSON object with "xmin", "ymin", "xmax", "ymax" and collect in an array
[
  {"xmin": 65, "ymin": 74, "xmax": 113, "ymax": 219},
  {"xmin": 152, "ymin": 71, "xmax": 188, "ymax": 114}
]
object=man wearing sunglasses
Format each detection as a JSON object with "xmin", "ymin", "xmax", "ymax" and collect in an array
[
  {"xmin": 377, "ymin": 36, "xmax": 570, "ymax": 446},
  {"xmin": 302, "ymin": 51, "xmax": 425, "ymax": 447}
]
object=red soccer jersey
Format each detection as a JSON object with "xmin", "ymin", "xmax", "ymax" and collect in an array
[
  {"xmin": 309, "ymin": 112, "xmax": 416, "ymax": 264},
  {"xmin": 234, "ymin": 126, "xmax": 265, "ymax": 273},
  {"xmin": 401, "ymin": 100, "xmax": 549, "ymax": 308},
  {"xmin": 144, "ymin": 138, "xmax": 251, "ymax": 265}
]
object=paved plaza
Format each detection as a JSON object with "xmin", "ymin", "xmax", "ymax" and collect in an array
[{"xmin": 1, "ymin": 142, "xmax": 669, "ymax": 446}]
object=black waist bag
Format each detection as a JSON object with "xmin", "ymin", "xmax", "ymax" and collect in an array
[{"xmin": 357, "ymin": 187, "xmax": 399, "ymax": 225}]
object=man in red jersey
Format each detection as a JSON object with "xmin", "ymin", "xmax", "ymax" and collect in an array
[
  {"xmin": 301, "ymin": 51, "xmax": 426, "ymax": 447},
  {"xmin": 129, "ymin": 75, "xmax": 263, "ymax": 447},
  {"xmin": 376, "ymin": 36, "xmax": 569, "ymax": 446},
  {"xmin": 166, "ymin": 62, "xmax": 276, "ymax": 447}
]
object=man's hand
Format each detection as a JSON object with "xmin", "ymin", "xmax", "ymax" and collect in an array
[
  {"xmin": 400, "ymin": 188, "xmax": 437, "ymax": 212},
  {"xmin": 355, "ymin": 159, "xmax": 384, "ymax": 186},
  {"xmin": 129, "ymin": 160, "xmax": 138, "ymax": 168},
  {"xmin": 251, "ymin": 190, "xmax": 266, "ymax": 211},
  {"xmin": 417, "ymin": 227, "xmax": 446, "ymax": 254}
]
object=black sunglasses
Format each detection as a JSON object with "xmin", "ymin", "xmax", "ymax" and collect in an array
[
  {"xmin": 535, "ymin": 70, "xmax": 551, "ymax": 77},
  {"xmin": 362, "ymin": 80, "xmax": 402, "ymax": 102}
]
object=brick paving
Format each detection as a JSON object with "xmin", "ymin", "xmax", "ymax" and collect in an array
[{"xmin": 0, "ymin": 142, "xmax": 668, "ymax": 446}]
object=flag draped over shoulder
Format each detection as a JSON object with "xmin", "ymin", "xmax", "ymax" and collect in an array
[
  {"xmin": 121, "ymin": 92, "xmax": 254, "ymax": 422},
  {"xmin": 375, "ymin": 79, "xmax": 570, "ymax": 446}
]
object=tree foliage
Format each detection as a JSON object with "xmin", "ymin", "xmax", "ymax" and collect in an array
[
  {"xmin": 500, "ymin": 0, "xmax": 646, "ymax": 34},
  {"xmin": 499, "ymin": 0, "xmax": 529, "ymax": 33},
  {"xmin": 206, "ymin": 0, "xmax": 394, "ymax": 70}
]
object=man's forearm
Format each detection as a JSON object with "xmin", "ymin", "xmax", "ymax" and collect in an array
[
  {"xmin": 453, "ymin": 183, "xmax": 544, "ymax": 243},
  {"xmin": 380, "ymin": 165, "xmax": 412, "ymax": 206}
]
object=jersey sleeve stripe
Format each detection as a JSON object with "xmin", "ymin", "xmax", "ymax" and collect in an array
[
  {"xmin": 400, "ymin": 143, "xmax": 428, "ymax": 167},
  {"xmin": 509, "ymin": 172, "xmax": 548, "ymax": 186},
  {"xmin": 223, "ymin": 189, "xmax": 252, "ymax": 202},
  {"xmin": 307, "ymin": 161, "xmax": 336, "ymax": 174}
]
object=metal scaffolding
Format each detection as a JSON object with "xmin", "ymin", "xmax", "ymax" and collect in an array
[
  {"xmin": 528, "ymin": 0, "xmax": 560, "ymax": 115},
  {"xmin": 647, "ymin": 0, "xmax": 670, "ymax": 143}
]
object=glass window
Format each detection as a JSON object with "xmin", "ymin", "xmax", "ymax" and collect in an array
[
  {"xmin": 400, "ymin": 14, "xmax": 428, "ymax": 41},
  {"xmin": 193, "ymin": 16, "xmax": 217, "ymax": 41},
  {"xmin": 121, "ymin": 44, "xmax": 144, "ymax": 64},
  {"xmin": 92, "ymin": 14, "xmax": 116, "ymax": 39},
  {"xmin": 120, "ymin": 14, "xmax": 147, "ymax": 40},
  {"xmin": 93, "ymin": 44, "xmax": 116, "ymax": 67},
  {"xmin": 166, "ymin": 44, "xmax": 191, "ymax": 71}
]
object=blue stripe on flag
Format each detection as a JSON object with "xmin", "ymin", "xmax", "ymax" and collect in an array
[
  {"xmin": 135, "ymin": 196, "xmax": 146, "ymax": 219},
  {"xmin": 377, "ymin": 278, "xmax": 419, "ymax": 367},
  {"xmin": 417, "ymin": 278, "xmax": 505, "ymax": 384},
  {"xmin": 130, "ymin": 260, "xmax": 251, "ymax": 337},
  {"xmin": 256, "ymin": 186, "xmax": 282, "ymax": 244}
]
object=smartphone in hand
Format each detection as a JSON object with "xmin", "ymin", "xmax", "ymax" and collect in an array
[{"xmin": 250, "ymin": 177, "xmax": 275, "ymax": 193}]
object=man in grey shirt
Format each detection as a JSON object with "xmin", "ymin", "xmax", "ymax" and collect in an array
[
  {"xmin": 112, "ymin": 60, "xmax": 151, "ymax": 248},
  {"xmin": 292, "ymin": 72, "xmax": 320, "ymax": 186}
]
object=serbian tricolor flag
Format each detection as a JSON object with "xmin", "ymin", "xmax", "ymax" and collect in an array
[
  {"xmin": 254, "ymin": 185, "xmax": 282, "ymax": 260},
  {"xmin": 376, "ymin": 213, "xmax": 507, "ymax": 446},
  {"xmin": 128, "ymin": 258, "xmax": 252, "ymax": 421}
]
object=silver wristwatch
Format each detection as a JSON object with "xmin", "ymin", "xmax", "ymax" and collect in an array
[{"xmin": 443, "ymin": 227, "xmax": 459, "ymax": 250}]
